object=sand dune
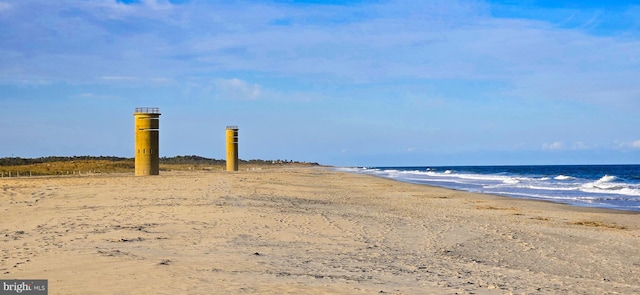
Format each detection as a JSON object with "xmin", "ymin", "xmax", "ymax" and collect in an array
[{"xmin": 1, "ymin": 167, "xmax": 639, "ymax": 294}]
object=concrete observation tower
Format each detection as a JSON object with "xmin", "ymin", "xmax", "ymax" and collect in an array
[
  {"xmin": 226, "ymin": 126, "xmax": 239, "ymax": 171},
  {"xmin": 134, "ymin": 107, "xmax": 161, "ymax": 176}
]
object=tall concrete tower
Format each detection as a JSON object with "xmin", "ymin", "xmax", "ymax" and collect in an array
[
  {"xmin": 134, "ymin": 107, "xmax": 161, "ymax": 176},
  {"xmin": 226, "ymin": 126, "xmax": 238, "ymax": 171}
]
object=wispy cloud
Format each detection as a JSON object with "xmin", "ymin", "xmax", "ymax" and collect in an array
[
  {"xmin": 73, "ymin": 92, "xmax": 119, "ymax": 100},
  {"xmin": 214, "ymin": 78, "xmax": 262, "ymax": 100},
  {"xmin": 0, "ymin": 2, "xmax": 10, "ymax": 13},
  {"xmin": 99, "ymin": 76, "xmax": 174, "ymax": 85},
  {"xmin": 572, "ymin": 141, "xmax": 589, "ymax": 150},
  {"xmin": 100, "ymin": 76, "xmax": 138, "ymax": 82},
  {"xmin": 1, "ymin": 0, "xmax": 638, "ymax": 110},
  {"xmin": 542, "ymin": 141, "xmax": 603, "ymax": 151},
  {"xmin": 617, "ymin": 140, "xmax": 640, "ymax": 149},
  {"xmin": 542, "ymin": 141, "xmax": 564, "ymax": 151},
  {"xmin": 82, "ymin": 0, "xmax": 177, "ymax": 20},
  {"xmin": 613, "ymin": 139, "xmax": 640, "ymax": 150}
]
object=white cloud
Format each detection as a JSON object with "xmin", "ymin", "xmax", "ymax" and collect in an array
[
  {"xmin": 613, "ymin": 140, "xmax": 640, "ymax": 149},
  {"xmin": 542, "ymin": 141, "xmax": 564, "ymax": 150},
  {"xmin": 141, "ymin": 0, "xmax": 173, "ymax": 11},
  {"xmin": 541, "ymin": 141, "xmax": 596, "ymax": 151},
  {"xmin": 98, "ymin": 76, "xmax": 174, "ymax": 85},
  {"xmin": 0, "ymin": 2, "xmax": 11, "ymax": 13},
  {"xmin": 1, "ymin": 0, "xmax": 639, "ymax": 111},
  {"xmin": 214, "ymin": 78, "xmax": 262, "ymax": 100},
  {"xmin": 80, "ymin": 0, "xmax": 176, "ymax": 20},
  {"xmin": 100, "ymin": 76, "xmax": 138, "ymax": 82},
  {"xmin": 73, "ymin": 92, "xmax": 119, "ymax": 100},
  {"xmin": 0, "ymin": 0, "xmax": 636, "ymax": 99},
  {"xmin": 572, "ymin": 141, "xmax": 589, "ymax": 150}
]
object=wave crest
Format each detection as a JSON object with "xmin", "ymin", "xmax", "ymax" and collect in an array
[
  {"xmin": 554, "ymin": 175, "xmax": 574, "ymax": 180},
  {"xmin": 597, "ymin": 175, "xmax": 617, "ymax": 183}
]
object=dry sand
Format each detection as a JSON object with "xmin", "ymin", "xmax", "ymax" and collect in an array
[{"xmin": 1, "ymin": 167, "xmax": 639, "ymax": 294}]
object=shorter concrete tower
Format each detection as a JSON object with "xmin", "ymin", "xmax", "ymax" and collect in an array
[
  {"xmin": 226, "ymin": 126, "xmax": 238, "ymax": 171},
  {"xmin": 134, "ymin": 107, "xmax": 161, "ymax": 176}
]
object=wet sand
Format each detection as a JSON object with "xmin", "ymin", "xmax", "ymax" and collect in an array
[{"xmin": 1, "ymin": 167, "xmax": 639, "ymax": 294}]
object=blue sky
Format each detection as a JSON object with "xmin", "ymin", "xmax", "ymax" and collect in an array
[{"xmin": 1, "ymin": 0, "xmax": 639, "ymax": 166}]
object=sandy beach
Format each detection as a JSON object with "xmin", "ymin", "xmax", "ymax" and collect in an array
[{"xmin": 1, "ymin": 167, "xmax": 639, "ymax": 294}]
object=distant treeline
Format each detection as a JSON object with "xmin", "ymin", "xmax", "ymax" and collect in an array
[
  {"xmin": 0, "ymin": 155, "xmax": 318, "ymax": 166},
  {"xmin": 0, "ymin": 156, "xmax": 128, "ymax": 166}
]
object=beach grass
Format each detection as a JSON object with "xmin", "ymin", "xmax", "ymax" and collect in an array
[
  {"xmin": 0, "ymin": 159, "xmax": 134, "ymax": 176},
  {"xmin": 0, "ymin": 157, "xmax": 318, "ymax": 176}
]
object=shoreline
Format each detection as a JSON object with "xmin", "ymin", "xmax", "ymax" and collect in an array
[
  {"xmin": 6, "ymin": 166, "xmax": 638, "ymax": 214},
  {"xmin": 2, "ymin": 167, "xmax": 639, "ymax": 294},
  {"xmin": 341, "ymin": 166, "xmax": 640, "ymax": 214},
  {"xmin": 341, "ymin": 167, "xmax": 640, "ymax": 215}
]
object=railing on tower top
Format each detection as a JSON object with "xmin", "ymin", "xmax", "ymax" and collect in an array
[
  {"xmin": 135, "ymin": 107, "xmax": 160, "ymax": 114},
  {"xmin": 226, "ymin": 126, "xmax": 238, "ymax": 130}
]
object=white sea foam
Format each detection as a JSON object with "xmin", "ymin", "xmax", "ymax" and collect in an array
[
  {"xmin": 597, "ymin": 175, "xmax": 617, "ymax": 183},
  {"xmin": 581, "ymin": 185, "xmax": 640, "ymax": 196},
  {"xmin": 619, "ymin": 188, "xmax": 640, "ymax": 196},
  {"xmin": 438, "ymin": 172, "xmax": 514, "ymax": 182},
  {"xmin": 581, "ymin": 175, "xmax": 627, "ymax": 192},
  {"xmin": 524, "ymin": 185, "xmax": 578, "ymax": 191},
  {"xmin": 554, "ymin": 175, "xmax": 573, "ymax": 180},
  {"xmin": 502, "ymin": 178, "xmax": 520, "ymax": 184}
]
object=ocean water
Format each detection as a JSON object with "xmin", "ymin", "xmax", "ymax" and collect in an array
[{"xmin": 339, "ymin": 165, "xmax": 640, "ymax": 212}]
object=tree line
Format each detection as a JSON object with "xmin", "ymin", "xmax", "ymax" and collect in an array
[
  {"xmin": 0, "ymin": 155, "xmax": 318, "ymax": 166},
  {"xmin": 0, "ymin": 156, "xmax": 128, "ymax": 166}
]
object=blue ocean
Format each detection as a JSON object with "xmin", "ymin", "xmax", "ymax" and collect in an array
[{"xmin": 339, "ymin": 165, "xmax": 640, "ymax": 212}]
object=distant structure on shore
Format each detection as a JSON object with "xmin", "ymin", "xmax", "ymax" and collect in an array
[
  {"xmin": 226, "ymin": 126, "xmax": 239, "ymax": 171},
  {"xmin": 134, "ymin": 107, "xmax": 161, "ymax": 176}
]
